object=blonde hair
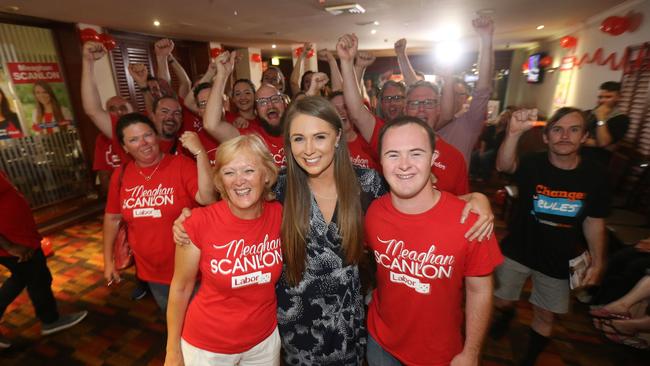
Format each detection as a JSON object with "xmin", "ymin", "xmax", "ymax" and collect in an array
[{"xmin": 212, "ymin": 134, "xmax": 278, "ymax": 202}]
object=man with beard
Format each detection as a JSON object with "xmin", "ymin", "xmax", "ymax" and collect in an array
[
  {"xmin": 338, "ymin": 33, "xmax": 469, "ymax": 195},
  {"xmin": 203, "ymin": 51, "xmax": 286, "ymax": 167},
  {"xmin": 493, "ymin": 108, "xmax": 609, "ymax": 365}
]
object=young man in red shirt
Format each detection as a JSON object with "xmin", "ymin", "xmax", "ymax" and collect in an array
[
  {"xmin": 0, "ymin": 172, "xmax": 87, "ymax": 348},
  {"xmin": 364, "ymin": 117, "xmax": 503, "ymax": 365}
]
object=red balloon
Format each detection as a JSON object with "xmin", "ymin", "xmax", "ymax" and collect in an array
[
  {"xmin": 98, "ymin": 33, "xmax": 116, "ymax": 51},
  {"xmin": 559, "ymin": 36, "xmax": 577, "ymax": 49},
  {"xmin": 210, "ymin": 48, "xmax": 223, "ymax": 58},
  {"xmin": 540, "ymin": 56, "xmax": 553, "ymax": 68},
  {"xmin": 294, "ymin": 47, "xmax": 315, "ymax": 58},
  {"xmin": 600, "ymin": 16, "xmax": 617, "ymax": 34},
  {"xmin": 522, "ymin": 62, "xmax": 529, "ymax": 72},
  {"xmin": 609, "ymin": 16, "xmax": 630, "ymax": 36},
  {"xmin": 250, "ymin": 53, "xmax": 262, "ymax": 63},
  {"xmin": 79, "ymin": 28, "xmax": 100, "ymax": 43}
]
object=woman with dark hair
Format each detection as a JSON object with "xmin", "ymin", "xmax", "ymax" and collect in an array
[
  {"xmin": 0, "ymin": 88, "xmax": 23, "ymax": 139},
  {"xmin": 275, "ymin": 96, "xmax": 494, "ymax": 364},
  {"xmin": 227, "ymin": 79, "xmax": 260, "ymax": 128},
  {"xmin": 166, "ymin": 134, "xmax": 283, "ymax": 365},
  {"xmin": 31, "ymin": 80, "xmax": 72, "ymax": 133},
  {"xmin": 103, "ymin": 113, "xmax": 215, "ymax": 312}
]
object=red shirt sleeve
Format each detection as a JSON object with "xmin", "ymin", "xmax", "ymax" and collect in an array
[
  {"xmin": 369, "ymin": 115, "xmax": 386, "ymax": 154},
  {"xmin": 182, "ymin": 207, "xmax": 207, "ymax": 250}
]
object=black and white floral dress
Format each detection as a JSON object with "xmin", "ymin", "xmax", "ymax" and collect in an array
[{"xmin": 274, "ymin": 167, "xmax": 386, "ymax": 365}]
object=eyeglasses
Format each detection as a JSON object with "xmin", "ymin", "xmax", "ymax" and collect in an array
[
  {"xmin": 381, "ymin": 95, "xmax": 405, "ymax": 103},
  {"xmin": 406, "ymin": 99, "xmax": 438, "ymax": 109},
  {"xmin": 256, "ymin": 95, "xmax": 284, "ymax": 106}
]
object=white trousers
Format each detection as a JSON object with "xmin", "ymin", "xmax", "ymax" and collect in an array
[{"xmin": 181, "ymin": 327, "xmax": 280, "ymax": 366}]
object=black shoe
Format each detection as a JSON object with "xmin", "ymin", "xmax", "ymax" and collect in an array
[
  {"xmin": 489, "ymin": 307, "xmax": 516, "ymax": 340},
  {"xmin": 41, "ymin": 311, "xmax": 88, "ymax": 336}
]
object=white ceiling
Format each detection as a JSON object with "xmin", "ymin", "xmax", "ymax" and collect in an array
[{"xmin": 1, "ymin": 0, "xmax": 627, "ymax": 55}]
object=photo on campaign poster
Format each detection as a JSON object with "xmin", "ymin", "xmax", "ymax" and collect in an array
[
  {"xmin": 0, "ymin": 65, "xmax": 25, "ymax": 140},
  {"xmin": 6, "ymin": 62, "xmax": 75, "ymax": 135}
]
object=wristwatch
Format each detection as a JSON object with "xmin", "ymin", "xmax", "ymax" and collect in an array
[{"xmin": 596, "ymin": 120, "xmax": 606, "ymax": 127}]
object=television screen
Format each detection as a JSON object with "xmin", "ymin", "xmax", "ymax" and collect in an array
[{"xmin": 527, "ymin": 53, "xmax": 544, "ymax": 83}]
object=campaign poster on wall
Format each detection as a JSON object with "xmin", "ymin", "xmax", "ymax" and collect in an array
[
  {"xmin": 0, "ymin": 65, "xmax": 25, "ymax": 140},
  {"xmin": 6, "ymin": 62, "xmax": 75, "ymax": 135}
]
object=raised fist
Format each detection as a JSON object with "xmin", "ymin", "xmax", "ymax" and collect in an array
[
  {"xmin": 83, "ymin": 41, "xmax": 106, "ymax": 62},
  {"xmin": 507, "ymin": 108, "xmax": 537, "ymax": 136},
  {"xmin": 317, "ymin": 49, "xmax": 331, "ymax": 61},
  {"xmin": 155, "ymin": 38, "xmax": 175, "ymax": 57},
  {"xmin": 472, "ymin": 16, "xmax": 494, "ymax": 37},
  {"xmin": 128, "ymin": 63, "xmax": 149, "ymax": 86},
  {"xmin": 394, "ymin": 38, "xmax": 407, "ymax": 54},
  {"xmin": 336, "ymin": 34, "xmax": 358, "ymax": 62},
  {"xmin": 356, "ymin": 51, "xmax": 376, "ymax": 68}
]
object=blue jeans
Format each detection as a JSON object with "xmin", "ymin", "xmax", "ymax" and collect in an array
[
  {"xmin": 147, "ymin": 282, "xmax": 170, "ymax": 313},
  {"xmin": 367, "ymin": 335, "xmax": 402, "ymax": 366}
]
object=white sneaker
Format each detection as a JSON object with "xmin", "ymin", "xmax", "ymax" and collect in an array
[{"xmin": 41, "ymin": 311, "xmax": 88, "ymax": 336}]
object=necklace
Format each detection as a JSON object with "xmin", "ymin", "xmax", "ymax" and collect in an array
[{"xmin": 138, "ymin": 155, "xmax": 164, "ymax": 181}]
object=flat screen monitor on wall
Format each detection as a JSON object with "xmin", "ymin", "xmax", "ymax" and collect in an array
[{"xmin": 527, "ymin": 53, "xmax": 544, "ymax": 84}]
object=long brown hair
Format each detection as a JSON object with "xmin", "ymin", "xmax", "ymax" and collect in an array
[
  {"xmin": 33, "ymin": 80, "xmax": 64, "ymax": 123},
  {"xmin": 282, "ymin": 96, "xmax": 363, "ymax": 286}
]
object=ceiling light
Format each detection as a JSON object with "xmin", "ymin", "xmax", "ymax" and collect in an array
[
  {"xmin": 153, "ymin": 20, "xmax": 160, "ymax": 27},
  {"xmin": 271, "ymin": 57, "xmax": 280, "ymax": 66},
  {"xmin": 371, "ymin": 29, "xmax": 377, "ymax": 34},
  {"xmin": 536, "ymin": 25, "xmax": 545, "ymax": 30},
  {"xmin": 233, "ymin": 10, "xmax": 238, "ymax": 16},
  {"xmin": 374, "ymin": 21, "xmax": 380, "ymax": 25},
  {"xmin": 325, "ymin": 3, "xmax": 366, "ymax": 15},
  {"xmin": 434, "ymin": 41, "xmax": 463, "ymax": 65},
  {"xmin": 272, "ymin": 44, "xmax": 277, "ymax": 49}
]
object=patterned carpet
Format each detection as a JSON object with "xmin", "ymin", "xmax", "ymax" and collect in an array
[{"xmin": 0, "ymin": 181, "xmax": 648, "ymax": 365}]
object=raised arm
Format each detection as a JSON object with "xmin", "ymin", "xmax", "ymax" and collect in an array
[
  {"xmin": 474, "ymin": 16, "xmax": 494, "ymax": 92},
  {"xmin": 355, "ymin": 51, "xmax": 376, "ymax": 101},
  {"xmin": 128, "ymin": 63, "xmax": 154, "ymax": 115},
  {"xmin": 290, "ymin": 42, "xmax": 312, "ymax": 96},
  {"xmin": 394, "ymin": 38, "xmax": 419, "ymax": 86},
  {"xmin": 81, "ymin": 41, "xmax": 113, "ymax": 138},
  {"xmin": 337, "ymin": 34, "xmax": 377, "ymax": 143},
  {"xmin": 452, "ymin": 275, "xmax": 493, "ymax": 366},
  {"xmin": 318, "ymin": 49, "xmax": 343, "ymax": 92},
  {"xmin": 155, "ymin": 39, "xmax": 192, "ymax": 99},
  {"xmin": 496, "ymin": 109, "xmax": 536, "ymax": 174},
  {"xmin": 436, "ymin": 65, "xmax": 456, "ymax": 129},
  {"xmin": 179, "ymin": 131, "xmax": 217, "ymax": 205},
  {"xmin": 203, "ymin": 51, "xmax": 240, "ymax": 142},
  {"xmin": 582, "ymin": 216, "xmax": 607, "ymax": 286},
  {"xmin": 165, "ymin": 239, "xmax": 200, "ymax": 366},
  {"xmin": 184, "ymin": 61, "xmax": 218, "ymax": 114}
]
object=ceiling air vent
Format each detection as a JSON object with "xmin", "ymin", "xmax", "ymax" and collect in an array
[{"xmin": 325, "ymin": 3, "xmax": 366, "ymax": 15}]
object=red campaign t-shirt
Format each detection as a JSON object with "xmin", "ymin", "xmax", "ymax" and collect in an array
[
  {"xmin": 181, "ymin": 200, "xmax": 283, "ymax": 353},
  {"xmin": 0, "ymin": 172, "xmax": 41, "ymax": 257},
  {"xmin": 109, "ymin": 114, "xmax": 131, "ymax": 166},
  {"xmin": 93, "ymin": 133, "xmax": 121, "ymax": 171},
  {"xmin": 239, "ymin": 124, "xmax": 286, "ymax": 167},
  {"xmin": 347, "ymin": 134, "xmax": 380, "ymax": 171},
  {"xmin": 365, "ymin": 192, "xmax": 503, "ymax": 366},
  {"xmin": 225, "ymin": 111, "xmax": 260, "ymax": 129},
  {"xmin": 370, "ymin": 115, "xmax": 469, "ymax": 195},
  {"xmin": 105, "ymin": 154, "xmax": 199, "ymax": 284}
]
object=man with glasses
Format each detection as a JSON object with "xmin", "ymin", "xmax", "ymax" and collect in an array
[
  {"xmin": 203, "ymin": 51, "xmax": 287, "ymax": 167},
  {"xmin": 377, "ymin": 80, "xmax": 406, "ymax": 122},
  {"xmin": 337, "ymin": 34, "xmax": 469, "ymax": 195}
]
